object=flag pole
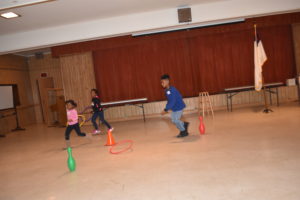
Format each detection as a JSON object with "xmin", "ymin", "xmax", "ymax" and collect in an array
[
  {"xmin": 254, "ymin": 24, "xmax": 257, "ymax": 40},
  {"xmin": 254, "ymin": 24, "xmax": 272, "ymax": 113}
]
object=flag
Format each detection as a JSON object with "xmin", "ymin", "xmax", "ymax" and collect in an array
[{"xmin": 254, "ymin": 28, "xmax": 267, "ymax": 91}]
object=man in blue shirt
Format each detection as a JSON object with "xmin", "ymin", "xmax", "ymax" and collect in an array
[{"xmin": 161, "ymin": 74, "xmax": 189, "ymax": 138}]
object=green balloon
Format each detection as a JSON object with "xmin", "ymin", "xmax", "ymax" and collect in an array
[{"xmin": 67, "ymin": 147, "xmax": 76, "ymax": 172}]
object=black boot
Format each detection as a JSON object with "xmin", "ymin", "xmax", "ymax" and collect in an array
[
  {"xmin": 176, "ymin": 130, "xmax": 188, "ymax": 138},
  {"xmin": 182, "ymin": 129, "xmax": 189, "ymax": 137},
  {"xmin": 176, "ymin": 131, "xmax": 185, "ymax": 138},
  {"xmin": 184, "ymin": 122, "xmax": 189, "ymax": 132}
]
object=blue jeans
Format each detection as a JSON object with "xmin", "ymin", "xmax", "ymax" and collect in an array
[
  {"xmin": 92, "ymin": 111, "xmax": 111, "ymax": 130},
  {"xmin": 171, "ymin": 110, "xmax": 185, "ymax": 131}
]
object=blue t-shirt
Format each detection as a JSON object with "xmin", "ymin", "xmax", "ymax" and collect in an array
[{"xmin": 165, "ymin": 86, "xmax": 186, "ymax": 112}]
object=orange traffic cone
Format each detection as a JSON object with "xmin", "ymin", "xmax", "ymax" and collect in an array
[{"xmin": 105, "ymin": 130, "xmax": 116, "ymax": 146}]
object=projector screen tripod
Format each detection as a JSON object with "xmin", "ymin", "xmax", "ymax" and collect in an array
[{"xmin": 11, "ymin": 108, "xmax": 25, "ymax": 132}]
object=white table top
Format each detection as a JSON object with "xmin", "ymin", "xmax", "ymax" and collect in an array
[
  {"xmin": 101, "ymin": 98, "xmax": 148, "ymax": 106},
  {"xmin": 225, "ymin": 82, "xmax": 284, "ymax": 92}
]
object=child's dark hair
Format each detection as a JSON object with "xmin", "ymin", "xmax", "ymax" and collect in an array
[
  {"xmin": 161, "ymin": 74, "xmax": 170, "ymax": 80},
  {"xmin": 91, "ymin": 88, "xmax": 99, "ymax": 95},
  {"xmin": 65, "ymin": 100, "xmax": 77, "ymax": 107}
]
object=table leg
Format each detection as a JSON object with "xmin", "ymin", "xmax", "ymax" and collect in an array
[
  {"xmin": 269, "ymin": 88, "xmax": 272, "ymax": 105},
  {"xmin": 142, "ymin": 104, "xmax": 146, "ymax": 122},
  {"xmin": 276, "ymin": 87, "xmax": 279, "ymax": 106},
  {"xmin": 226, "ymin": 93, "xmax": 229, "ymax": 112},
  {"xmin": 230, "ymin": 93, "xmax": 233, "ymax": 112}
]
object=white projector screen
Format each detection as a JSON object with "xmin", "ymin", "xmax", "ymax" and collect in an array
[{"xmin": 0, "ymin": 85, "xmax": 14, "ymax": 110}]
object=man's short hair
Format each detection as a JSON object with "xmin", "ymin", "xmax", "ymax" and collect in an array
[{"xmin": 161, "ymin": 74, "xmax": 170, "ymax": 80}]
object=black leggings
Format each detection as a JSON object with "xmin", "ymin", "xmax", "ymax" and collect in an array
[
  {"xmin": 65, "ymin": 123, "xmax": 86, "ymax": 140},
  {"xmin": 92, "ymin": 111, "xmax": 111, "ymax": 130}
]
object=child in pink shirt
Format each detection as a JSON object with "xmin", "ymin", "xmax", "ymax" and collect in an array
[{"xmin": 65, "ymin": 100, "xmax": 87, "ymax": 148}]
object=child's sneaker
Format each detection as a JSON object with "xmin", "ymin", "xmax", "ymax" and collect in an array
[
  {"xmin": 108, "ymin": 127, "xmax": 114, "ymax": 132},
  {"xmin": 92, "ymin": 130, "xmax": 101, "ymax": 135}
]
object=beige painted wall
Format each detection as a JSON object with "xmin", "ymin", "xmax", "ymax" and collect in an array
[{"xmin": 0, "ymin": 54, "xmax": 36, "ymax": 134}]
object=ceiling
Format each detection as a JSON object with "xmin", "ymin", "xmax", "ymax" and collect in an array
[
  {"xmin": 0, "ymin": 0, "xmax": 299, "ymax": 55},
  {"xmin": 0, "ymin": 0, "xmax": 227, "ymax": 35}
]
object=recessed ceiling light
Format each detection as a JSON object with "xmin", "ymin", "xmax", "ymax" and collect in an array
[{"xmin": 1, "ymin": 12, "xmax": 20, "ymax": 19}]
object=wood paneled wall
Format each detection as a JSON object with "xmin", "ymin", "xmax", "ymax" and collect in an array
[
  {"xmin": 102, "ymin": 86, "xmax": 298, "ymax": 121},
  {"xmin": 0, "ymin": 55, "xmax": 36, "ymax": 134},
  {"xmin": 52, "ymin": 12, "xmax": 300, "ymax": 103},
  {"xmin": 60, "ymin": 52, "xmax": 96, "ymax": 113},
  {"xmin": 54, "ymin": 51, "xmax": 298, "ymax": 122},
  {"xmin": 93, "ymin": 38, "xmax": 196, "ymax": 102},
  {"xmin": 28, "ymin": 54, "xmax": 62, "ymax": 123},
  {"xmin": 93, "ymin": 24, "xmax": 295, "ymax": 102},
  {"xmin": 292, "ymin": 23, "xmax": 300, "ymax": 75},
  {"xmin": 52, "ymin": 13, "xmax": 300, "ymax": 57},
  {"xmin": 49, "ymin": 12, "xmax": 300, "ymax": 122}
]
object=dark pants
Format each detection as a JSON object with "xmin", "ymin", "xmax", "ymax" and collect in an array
[
  {"xmin": 65, "ymin": 123, "xmax": 86, "ymax": 140},
  {"xmin": 92, "ymin": 111, "xmax": 111, "ymax": 130}
]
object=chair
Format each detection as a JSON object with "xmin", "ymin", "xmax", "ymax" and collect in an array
[{"xmin": 198, "ymin": 92, "xmax": 214, "ymax": 118}]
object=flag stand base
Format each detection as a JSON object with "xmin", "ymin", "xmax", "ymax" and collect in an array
[
  {"xmin": 11, "ymin": 110, "xmax": 25, "ymax": 132},
  {"xmin": 263, "ymin": 108, "xmax": 273, "ymax": 113},
  {"xmin": 12, "ymin": 126, "xmax": 26, "ymax": 132}
]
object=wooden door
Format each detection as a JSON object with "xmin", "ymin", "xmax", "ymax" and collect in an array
[{"xmin": 37, "ymin": 77, "xmax": 54, "ymax": 125}]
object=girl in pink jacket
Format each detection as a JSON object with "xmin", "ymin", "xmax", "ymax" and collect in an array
[{"xmin": 65, "ymin": 100, "xmax": 86, "ymax": 148}]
